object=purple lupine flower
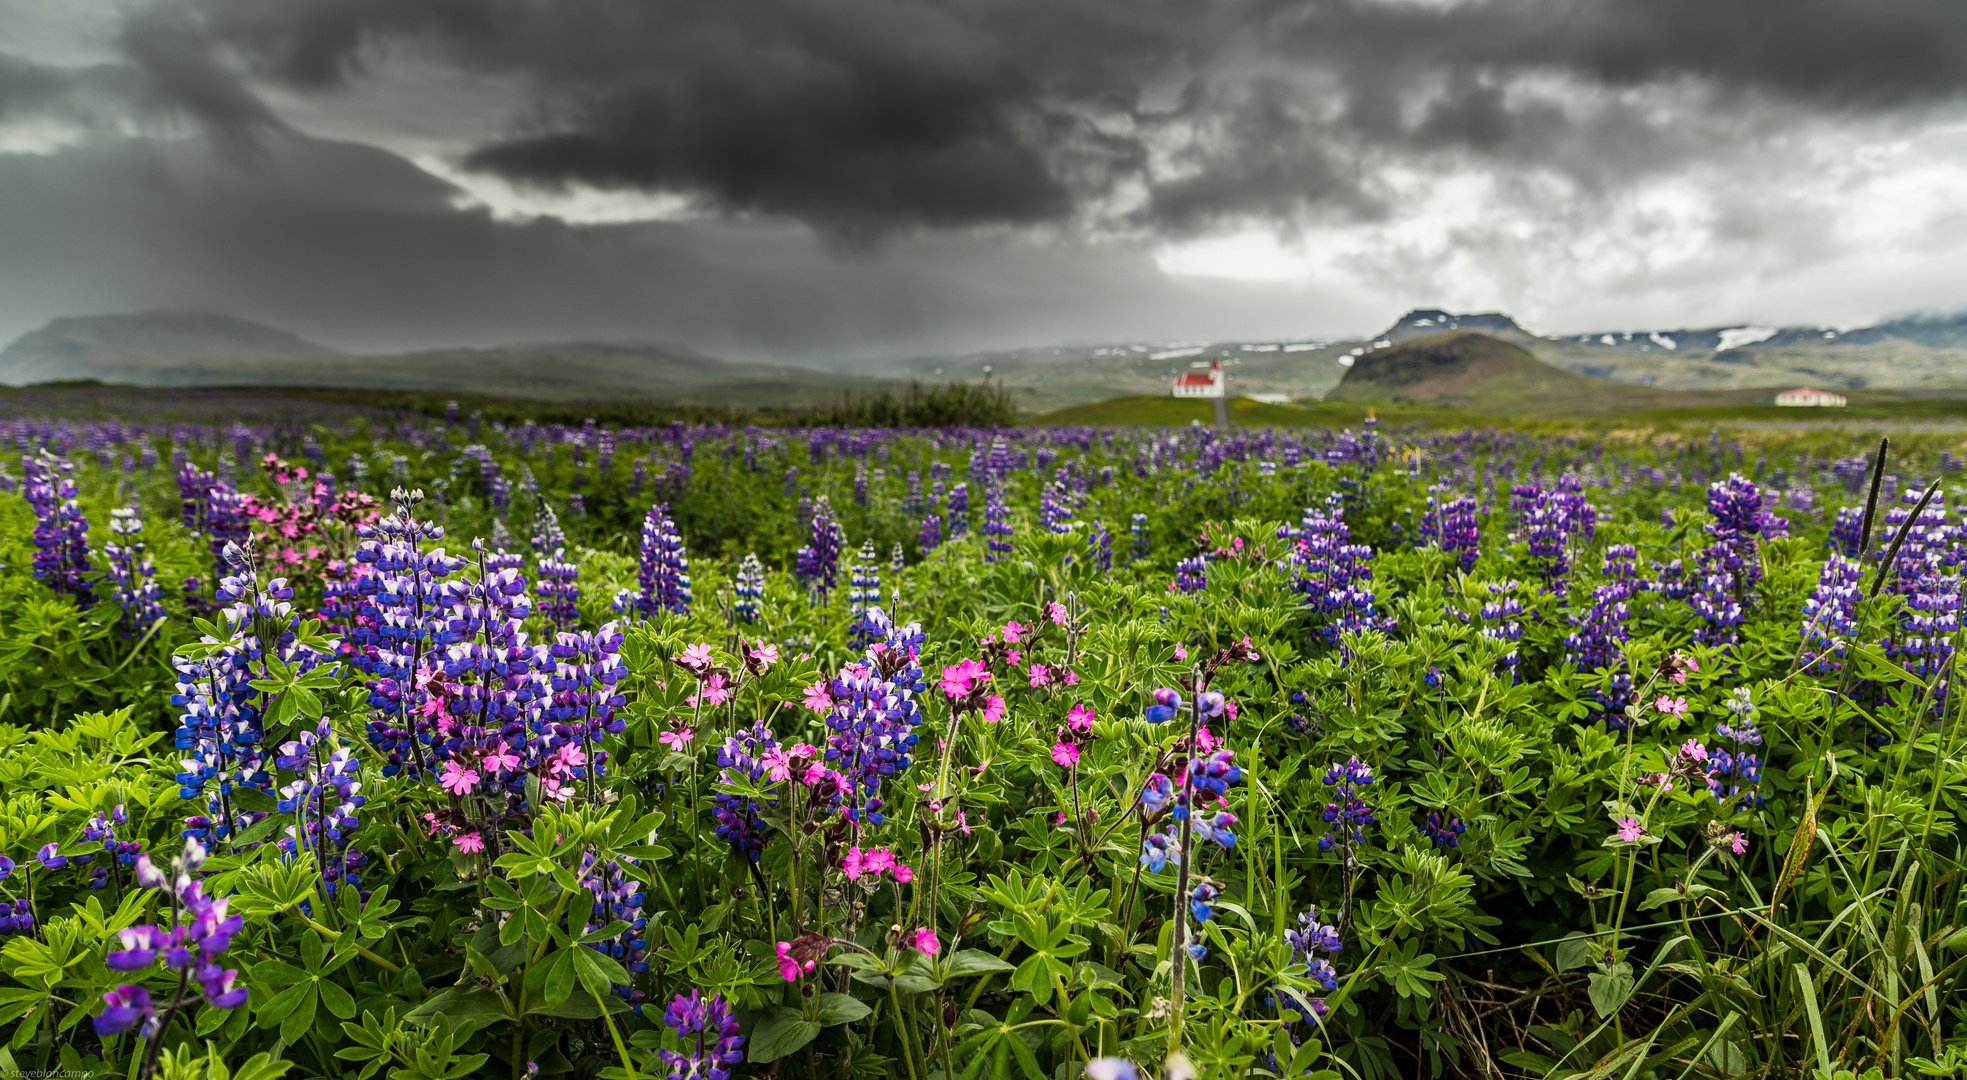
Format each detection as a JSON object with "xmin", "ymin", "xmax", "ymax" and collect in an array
[
  {"xmin": 22, "ymin": 451, "xmax": 95, "ymax": 605},
  {"xmin": 349, "ymin": 490, "xmax": 468, "ymax": 779},
  {"xmin": 1130, "ymin": 512, "xmax": 1149, "ymax": 562},
  {"xmin": 1040, "ymin": 476, "xmax": 1074, "ymax": 534},
  {"xmin": 982, "ymin": 480, "xmax": 1012, "ymax": 562},
  {"xmin": 814, "ymin": 607, "xmax": 929, "ymax": 827},
  {"xmin": 1828, "ymin": 505, "xmax": 1865, "ymax": 557},
  {"xmin": 1420, "ymin": 811, "xmax": 1467, "ymax": 848},
  {"xmin": 1285, "ymin": 496, "xmax": 1392, "ymax": 652},
  {"xmin": 1087, "ymin": 519, "xmax": 1113, "ymax": 572},
  {"xmin": 712, "ymin": 722, "xmax": 779, "ymax": 863},
  {"xmin": 947, "ymin": 482, "xmax": 970, "ymax": 538},
  {"xmin": 847, "ymin": 539, "xmax": 882, "ymax": 642},
  {"xmin": 1144, "ymin": 687, "xmax": 1181, "ymax": 725},
  {"xmin": 658, "ymin": 991, "xmax": 745, "ymax": 1080},
  {"xmin": 1564, "ymin": 545, "xmax": 1643, "ymax": 724},
  {"xmin": 81, "ymin": 804, "xmax": 145, "ymax": 891},
  {"xmin": 93, "ymin": 838, "xmax": 248, "ymax": 1038},
  {"xmin": 1419, "ymin": 487, "xmax": 1480, "ymax": 572},
  {"xmin": 177, "ymin": 464, "xmax": 252, "ymax": 597},
  {"xmin": 1190, "ymin": 881, "xmax": 1220, "ymax": 922},
  {"xmin": 1170, "ymin": 555, "xmax": 1207, "ymax": 594},
  {"xmin": 631, "ymin": 503, "xmax": 692, "ymax": 619},
  {"xmin": 854, "ymin": 465, "xmax": 870, "ymax": 507},
  {"xmin": 733, "ymin": 552, "xmax": 765, "ymax": 624},
  {"xmin": 530, "ymin": 503, "xmax": 581, "ymax": 632},
  {"xmin": 1707, "ymin": 689, "xmax": 1765, "ymax": 807},
  {"xmin": 273, "ymin": 722, "xmax": 369, "ymax": 898},
  {"xmin": 579, "ymin": 853, "xmax": 650, "ymax": 1009},
  {"xmin": 1139, "ymin": 830, "xmax": 1176, "ymax": 872},
  {"xmin": 1318, "ymin": 757, "xmax": 1376, "ymax": 852},
  {"xmin": 793, "ymin": 495, "xmax": 846, "ymax": 596},
  {"xmin": 1798, "ymin": 553, "xmax": 1863, "ymax": 675},
  {"xmin": 103, "ymin": 506, "xmax": 166, "ymax": 636},
  {"xmin": 1451, "ymin": 581, "xmax": 1527, "ymax": 676}
]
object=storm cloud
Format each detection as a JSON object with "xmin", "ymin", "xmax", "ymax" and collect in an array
[{"xmin": 3, "ymin": 0, "xmax": 1967, "ymax": 356}]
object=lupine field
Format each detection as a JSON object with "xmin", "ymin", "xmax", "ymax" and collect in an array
[{"xmin": 3, "ymin": 404, "xmax": 1967, "ymax": 1080}]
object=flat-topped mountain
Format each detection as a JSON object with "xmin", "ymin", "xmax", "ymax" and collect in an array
[{"xmin": 0, "ymin": 312, "xmax": 338, "ymax": 385}]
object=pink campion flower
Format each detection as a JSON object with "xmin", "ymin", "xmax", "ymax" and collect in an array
[
  {"xmin": 1062, "ymin": 670, "xmax": 1080, "ymax": 686},
  {"xmin": 689, "ymin": 673, "xmax": 732, "ymax": 708},
  {"xmin": 659, "ymin": 727, "xmax": 695, "ymax": 752},
  {"xmin": 439, "ymin": 761, "xmax": 480, "ymax": 796},
  {"xmin": 675, "ymin": 643, "xmax": 716, "ymax": 671},
  {"xmin": 482, "ymin": 743, "xmax": 521, "ymax": 774},
  {"xmin": 1028, "ymin": 664, "xmax": 1050, "ymax": 688},
  {"xmin": 1006, "ymin": 649, "xmax": 1023, "ymax": 667},
  {"xmin": 551, "ymin": 743, "xmax": 587, "ymax": 779},
  {"xmin": 957, "ymin": 809, "xmax": 971, "ymax": 835},
  {"xmin": 1002, "ymin": 621, "xmax": 1026, "ymax": 644},
  {"xmin": 892, "ymin": 863, "xmax": 914, "ymax": 884},
  {"xmin": 1174, "ymin": 644, "xmax": 1188, "ymax": 661},
  {"xmin": 1679, "ymin": 739, "xmax": 1709, "ymax": 762},
  {"xmin": 1223, "ymin": 701, "xmax": 1238, "ymax": 721},
  {"xmin": 749, "ymin": 643, "xmax": 780, "ymax": 668},
  {"xmin": 981, "ymin": 696, "xmax": 1007, "ymax": 724},
  {"xmin": 762, "ymin": 748, "xmax": 793, "ymax": 782},
  {"xmin": 1046, "ymin": 602, "xmax": 1068, "ymax": 625},
  {"xmin": 1195, "ymin": 727, "xmax": 1217, "ymax": 753},
  {"xmin": 1654, "ymin": 696, "xmax": 1689, "ymax": 718},
  {"xmin": 1616, "ymin": 818, "xmax": 1645, "ymax": 843},
  {"xmin": 1052, "ymin": 742, "xmax": 1081, "ymax": 767},
  {"xmin": 1053, "ymin": 811, "xmax": 1067, "ymax": 826},
  {"xmin": 940, "ymin": 660, "xmax": 986, "ymax": 698},
  {"xmin": 842, "ymin": 847, "xmax": 867, "ymax": 880},
  {"xmin": 862, "ymin": 848, "xmax": 896, "ymax": 876},
  {"xmin": 776, "ymin": 942, "xmax": 815, "ymax": 982},
  {"xmin": 539, "ymin": 777, "xmax": 573, "ymax": 803},
  {"xmin": 1729, "ymin": 831, "xmax": 1749, "ymax": 855},
  {"xmin": 453, "ymin": 832, "xmax": 484, "ymax": 854},
  {"xmin": 1066, "ymin": 704, "xmax": 1095, "ymax": 732},
  {"xmin": 1638, "ymin": 773, "xmax": 1674, "ymax": 790},
  {"xmin": 913, "ymin": 927, "xmax": 940, "ymax": 956},
  {"xmin": 802, "ymin": 679, "xmax": 835, "ymax": 714}
]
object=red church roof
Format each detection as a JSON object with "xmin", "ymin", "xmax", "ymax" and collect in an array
[{"xmin": 1175, "ymin": 373, "xmax": 1217, "ymax": 387}]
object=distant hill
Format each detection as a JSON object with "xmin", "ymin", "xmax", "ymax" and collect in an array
[
  {"xmin": 1323, "ymin": 331, "xmax": 1727, "ymax": 415},
  {"xmin": 0, "ymin": 312, "xmax": 338, "ymax": 385},
  {"xmin": 0, "ymin": 312, "xmax": 898, "ymax": 407}
]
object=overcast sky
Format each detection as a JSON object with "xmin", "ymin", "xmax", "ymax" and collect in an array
[{"xmin": 4, "ymin": 0, "xmax": 1967, "ymax": 366}]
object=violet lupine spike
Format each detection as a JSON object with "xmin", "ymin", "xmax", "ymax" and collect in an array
[
  {"xmin": 632, "ymin": 503, "xmax": 692, "ymax": 619},
  {"xmin": 1707, "ymin": 689, "xmax": 1766, "ymax": 808},
  {"xmin": 1419, "ymin": 486, "xmax": 1480, "ymax": 572},
  {"xmin": 22, "ymin": 451, "xmax": 96, "ymax": 605},
  {"xmin": 273, "ymin": 723, "xmax": 369, "ymax": 898},
  {"xmin": 1171, "ymin": 555, "xmax": 1207, "ymax": 594},
  {"xmin": 1318, "ymin": 757, "xmax": 1377, "ymax": 852},
  {"xmin": 947, "ymin": 481, "xmax": 970, "ymax": 538},
  {"xmin": 351, "ymin": 491, "xmax": 468, "ymax": 778},
  {"xmin": 982, "ymin": 480, "xmax": 1013, "ymax": 563},
  {"xmin": 1564, "ymin": 544, "xmax": 1643, "ymax": 725},
  {"xmin": 103, "ymin": 506, "xmax": 166, "ymax": 636},
  {"xmin": 1285, "ymin": 496, "xmax": 1392, "ymax": 652},
  {"xmin": 847, "ymin": 540, "xmax": 882, "ymax": 640},
  {"xmin": 793, "ymin": 494, "xmax": 845, "ymax": 596},
  {"xmin": 733, "ymin": 552, "xmax": 765, "ymax": 624},
  {"xmin": 174, "ymin": 553, "xmax": 334, "ymax": 846},
  {"xmin": 578, "ymin": 853, "xmax": 650, "ymax": 1011},
  {"xmin": 95, "ymin": 838, "xmax": 248, "ymax": 1039},
  {"xmin": 658, "ymin": 991, "xmax": 745, "ymax": 1080},
  {"xmin": 1799, "ymin": 553, "xmax": 1863, "ymax": 676},
  {"xmin": 815, "ymin": 607, "xmax": 928, "ymax": 827}
]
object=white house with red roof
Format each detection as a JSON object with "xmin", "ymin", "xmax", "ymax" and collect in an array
[
  {"xmin": 1172, "ymin": 357, "xmax": 1225, "ymax": 398},
  {"xmin": 1774, "ymin": 386, "xmax": 1847, "ymax": 407}
]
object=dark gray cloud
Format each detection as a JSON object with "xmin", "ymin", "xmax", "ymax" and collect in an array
[
  {"xmin": 104, "ymin": 0, "xmax": 1966, "ymax": 239},
  {"xmin": 0, "ymin": 129, "xmax": 1350, "ymax": 360},
  {"xmin": 3, "ymin": 0, "xmax": 1967, "ymax": 358}
]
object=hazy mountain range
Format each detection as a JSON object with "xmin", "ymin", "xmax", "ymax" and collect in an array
[{"xmin": 6, "ymin": 306, "xmax": 1967, "ymax": 412}]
